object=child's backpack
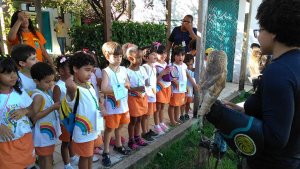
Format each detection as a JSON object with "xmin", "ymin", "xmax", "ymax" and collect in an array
[{"xmin": 59, "ymin": 88, "xmax": 80, "ymax": 134}]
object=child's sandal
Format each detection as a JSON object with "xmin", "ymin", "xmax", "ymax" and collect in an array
[{"xmin": 113, "ymin": 145, "xmax": 131, "ymax": 155}]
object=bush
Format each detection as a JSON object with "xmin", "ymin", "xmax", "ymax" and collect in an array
[{"xmin": 69, "ymin": 21, "xmax": 166, "ymax": 54}]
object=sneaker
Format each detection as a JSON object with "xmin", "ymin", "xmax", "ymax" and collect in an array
[
  {"xmin": 64, "ymin": 164, "xmax": 74, "ymax": 169},
  {"xmin": 113, "ymin": 145, "xmax": 131, "ymax": 155},
  {"xmin": 70, "ymin": 156, "xmax": 79, "ymax": 165},
  {"xmin": 135, "ymin": 137, "xmax": 148, "ymax": 146},
  {"xmin": 92, "ymin": 155, "xmax": 99, "ymax": 162},
  {"xmin": 148, "ymin": 129, "xmax": 159, "ymax": 137},
  {"xmin": 154, "ymin": 125, "xmax": 165, "ymax": 135},
  {"xmin": 159, "ymin": 123, "xmax": 169, "ymax": 132},
  {"xmin": 102, "ymin": 153, "xmax": 111, "ymax": 167},
  {"xmin": 128, "ymin": 141, "xmax": 139, "ymax": 150},
  {"xmin": 142, "ymin": 132, "xmax": 154, "ymax": 141},
  {"xmin": 179, "ymin": 115, "xmax": 185, "ymax": 123},
  {"xmin": 184, "ymin": 114, "xmax": 190, "ymax": 121}
]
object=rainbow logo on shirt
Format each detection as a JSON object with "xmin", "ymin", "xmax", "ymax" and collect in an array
[
  {"xmin": 75, "ymin": 115, "xmax": 93, "ymax": 135},
  {"xmin": 4, "ymin": 107, "xmax": 18, "ymax": 133},
  {"xmin": 40, "ymin": 122, "xmax": 56, "ymax": 140},
  {"xmin": 171, "ymin": 81, "xmax": 179, "ymax": 90},
  {"xmin": 156, "ymin": 82, "xmax": 164, "ymax": 92},
  {"xmin": 106, "ymin": 95, "xmax": 120, "ymax": 109}
]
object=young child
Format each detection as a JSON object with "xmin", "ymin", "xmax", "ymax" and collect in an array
[
  {"xmin": 101, "ymin": 42, "xmax": 131, "ymax": 167},
  {"xmin": 141, "ymin": 45, "xmax": 159, "ymax": 141},
  {"xmin": 65, "ymin": 52, "xmax": 104, "ymax": 169},
  {"xmin": 0, "ymin": 57, "xmax": 35, "ymax": 168},
  {"xmin": 169, "ymin": 47, "xmax": 198, "ymax": 125},
  {"xmin": 154, "ymin": 44, "xmax": 171, "ymax": 134},
  {"xmin": 11, "ymin": 44, "xmax": 37, "ymax": 93},
  {"xmin": 53, "ymin": 56, "xmax": 78, "ymax": 169},
  {"xmin": 180, "ymin": 54, "xmax": 195, "ymax": 122},
  {"xmin": 30, "ymin": 62, "xmax": 61, "ymax": 169},
  {"xmin": 123, "ymin": 43, "xmax": 149, "ymax": 149}
]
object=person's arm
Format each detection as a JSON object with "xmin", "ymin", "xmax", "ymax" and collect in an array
[
  {"xmin": 8, "ymin": 12, "xmax": 29, "ymax": 41},
  {"xmin": 186, "ymin": 70, "xmax": 200, "ymax": 92},
  {"xmin": 101, "ymin": 69, "xmax": 114, "ymax": 94},
  {"xmin": 31, "ymin": 95, "xmax": 60, "ymax": 124},
  {"xmin": 41, "ymin": 45, "xmax": 53, "ymax": 65},
  {"xmin": 185, "ymin": 25, "xmax": 198, "ymax": 40},
  {"xmin": 53, "ymin": 85, "xmax": 61, "ymax": 103}
]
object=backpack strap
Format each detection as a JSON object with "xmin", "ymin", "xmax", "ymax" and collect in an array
[{"xmin": 73, "ymin": 88, "xmax": 80, "ymax": 115}]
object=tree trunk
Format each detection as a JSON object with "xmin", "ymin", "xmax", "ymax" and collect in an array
[{"xmin": 35, "ymin": 0, "xmax": 43, "ymax": 32}]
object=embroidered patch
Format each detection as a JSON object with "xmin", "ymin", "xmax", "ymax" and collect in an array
[{"xmin": 234, "ymin": 134, "xmax": 256, "ymax": 156}]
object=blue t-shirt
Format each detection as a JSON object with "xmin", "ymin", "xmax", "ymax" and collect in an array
[{"xmin": 168, "ymin": 26, "xmax": 197, "ymax": 52}]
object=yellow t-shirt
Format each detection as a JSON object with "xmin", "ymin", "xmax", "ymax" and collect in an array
[{"xmin": 55, "ymin": 23, "xmax": 68, "ymax": 37}]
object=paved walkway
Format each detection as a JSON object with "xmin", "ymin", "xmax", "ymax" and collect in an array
[{"xmin": 51, "ymin": 82, "xmax": 251, "ymax": 169}]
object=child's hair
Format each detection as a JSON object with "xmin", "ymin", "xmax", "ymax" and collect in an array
[
  {"xmin": 30, "ymin": 62, "xmax": 55, "ymax": 81},
  {"xmin": 0, "ymin": 57, "xmax": 22, "ymax": 94},
  {"xmin": 172, "ymin": 46, "xmax": 185, "ymax": 62},
  {"xmin": 122, "ymin": 43, "xmax": 138, "ymax": 59},
  {"xmin": 55, "ymin": 55, "xmax": 70, "ymax": 71},
  {"xmin": 11, "ymin": 44, "xmax": 36, "ymax": 66},
  {"xmin": 189, "ymin": 39, "xmax": 196, "ymax": 51},
  {"xmin": 184, "ymin": 54, "xmax": 194, "ymax": 64},
  {"xmin": 152, "ymin": 42, "xmax": 166, "ymax": 55},
  {"xmin": 68, "ymin": 51, "xmax": 95, "ymax": 75},
  {"xmin": 102, "ymin": 41, "xmax": 123, "ymax": 59}
]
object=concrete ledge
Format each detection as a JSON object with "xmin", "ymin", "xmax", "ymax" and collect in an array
[{"xmin": 111, "ymin": 119, "xmax": 199, "ymax": 169}]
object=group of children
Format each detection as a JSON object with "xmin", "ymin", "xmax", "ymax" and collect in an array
[{"xmin": 0, "ymin": 41, "xmax": 200, "ymax": 169}]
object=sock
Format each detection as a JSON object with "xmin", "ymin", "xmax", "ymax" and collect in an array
[
  {"xmin": 70, "ymin": 156, "xmax": 76, "ymax": 161},
  {"xmin": 160, "ymin": 122, "xmax": 165, "ymax": 126},
  {"xmin": 155, "ymin": 125, "xmax": 160, "ymax": 128}
]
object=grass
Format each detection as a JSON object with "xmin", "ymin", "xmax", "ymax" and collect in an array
[{"xmin": 143, "ymin": 91, "xmax": 252, "ymax": 169}]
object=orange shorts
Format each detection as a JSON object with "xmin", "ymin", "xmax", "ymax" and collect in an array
[
  {"xmin": 147, "ymin": 102, "xmax": 156, "ymax": 115},
  {"xmin": 169, "ymin": 93, "xmax": 186, "ymax": 106},
  {"xmin": 156, "ymin": 86, "xmax": 171, "ymax": 104},
  {"xmin": 59, "ymin": 125, "xmax": 71, "ymax": 143},
  {"xmin": 35, "ymin": 144, "xmax": 55, "ymax": 156},
  {"xmin": 71, "ymin": 136, "xmax": 103, "ymax": 157},
  {"xmin": 104, "ymin": 112, "xmax": 130, "ymax": 129},
  {"xmin": 186, "ymin": 97, "xmax": 193, "ymax": 103},
  {"xmin": 128, "ymin": 95, "xmax": 148, "ymax": 117},
  {"xmin": 0, "ymin": 133, "xmax": 35, "ymax": 169}
]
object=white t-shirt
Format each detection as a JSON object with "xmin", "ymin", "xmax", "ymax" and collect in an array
[
  {"xmin": 31, "ymin": 89, "xmax": 61, "ymax": 147},
  {"xmin": 66, "ymin": 85, "xmax": 103, "ymax": 143},
  {"xmin": 55, "ymin": 80, "xmax": 67, "ymax": 101},
  {"xmin": 171, "ymin": 63, "xmax": 188, "ymax": 94},
  {"xmin": 186, "ymin": 70, "xmax": 195, "ymax": 97},
  {"xmin": 0, "ymin": 89, "xmax": 32, "ymax": 142},
  {"xmin": 89, "ymin": 68, "xmax": 102, "ymax": 100},
  {"xmin": 143, "ymin": 64, "xmax": 157, "ymax": 102},
  {"xmin": 19, "ymin": 71, "xmax": 36, "ymax": 94},
  {"xmin": 127, "ymin": 66, "xmax": 148, "ymax": 97},
  {"xmin": 154, "ymin": 62, "xmax": 171, "ymax": 90},
  {"xmin": 103, "ymin": 66, "xmax": 129, "ymax": 115}
]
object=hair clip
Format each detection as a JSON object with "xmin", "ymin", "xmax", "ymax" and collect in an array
[
  {"xmin": 60, "ymin": 57, "xmax": 67, "ymax": 63},
  {"xmin": 82, "ymin": 48, "xmax": 89, "ymax": 53}
]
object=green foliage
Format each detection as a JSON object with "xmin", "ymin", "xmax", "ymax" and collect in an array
[
  {"xmin": 69, "ymin": 21, "xmax": 166, "ymax": 54},
  {"xmin": 42, "ymin": 0, "xmax": 89, "ymax": 16}
]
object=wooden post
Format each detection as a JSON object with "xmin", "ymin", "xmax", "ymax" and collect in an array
[
  {"xmin": 239, "ymin": 0, "xmax": 253, "ymax": 91},
  {"xmin": 127, "ymin": 0, "xmax": 131, "ymax": 20},
  {"xmin": 193, "ymin": 0, "xmax": 209, "ymax": 118},
  {"xmin": 166, "ymin": 0, "xmax": 172, "ymax": 48},
  {"xmin": 35, "ymin": 0, "xmax": 42, "ymax": 32},
  {"xmin": 0, "ymin": 0, "xmax": 8, "ymax": 54},
  {"xmin": 104, "ymin": 0, "xmax": 112, "ymax": 42}
]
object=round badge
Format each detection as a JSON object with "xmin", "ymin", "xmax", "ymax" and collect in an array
[{"xmin": 234, "ymin": 134, "xmax": 256, "ymax": 156}]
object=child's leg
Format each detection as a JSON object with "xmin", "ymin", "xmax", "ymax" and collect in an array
[
  {"xmin": 61, "ymin": 142, "xmax": 70, "ymax": 164},
  {"xmin": 141, "ymin": 115, "xmax": 149, "ymax": 135},
  {"xmin": 134, "ymin": 116, "xmax": 142, "ymax": 137},
  {"xmin": 104, "ymin": 127, "xmax": 114, "ymax": 153},
  {"xmin": 115, "ymin": 124, "xmax": 125, "ymax": 147},
  {"xmin": 185, "ymin": 102, "xmax": 191, "ymax": 115},
  {"xmin": 174, "ymin": 106, "xmax": 180, "ymax": 123},
  {"xmin": 154, "ymin": 103, "xmax": 161, "ymax": 125},
  {"xmin": 180, "ymin": 104, "xmax": 185, "ymax": 116},
  {"xmin": 168, "ymin": 105, "xmax": 176, "ymax": 125},
  {"xmin": 128, "ymin": 116, "xmax": 137, "ymax": 140},
  {"xmin": 159, "ymin": 103, "xmax": 165, "ymax": 123},
  {"xmin": 39, "ymin": 155, "xmax": 53, "ymax": 169},
  {"xmin": 78, "ymin": 156, "xmax": 92, "ymax": 169}
]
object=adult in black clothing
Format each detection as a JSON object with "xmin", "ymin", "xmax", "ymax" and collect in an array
[
  {"xmin": 166, "ymin": 15, "xmax": 197, "ymax": 62},
  {"xmin": 205, "ymin": 0, "xmax": 300, "ymax": 169}
]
